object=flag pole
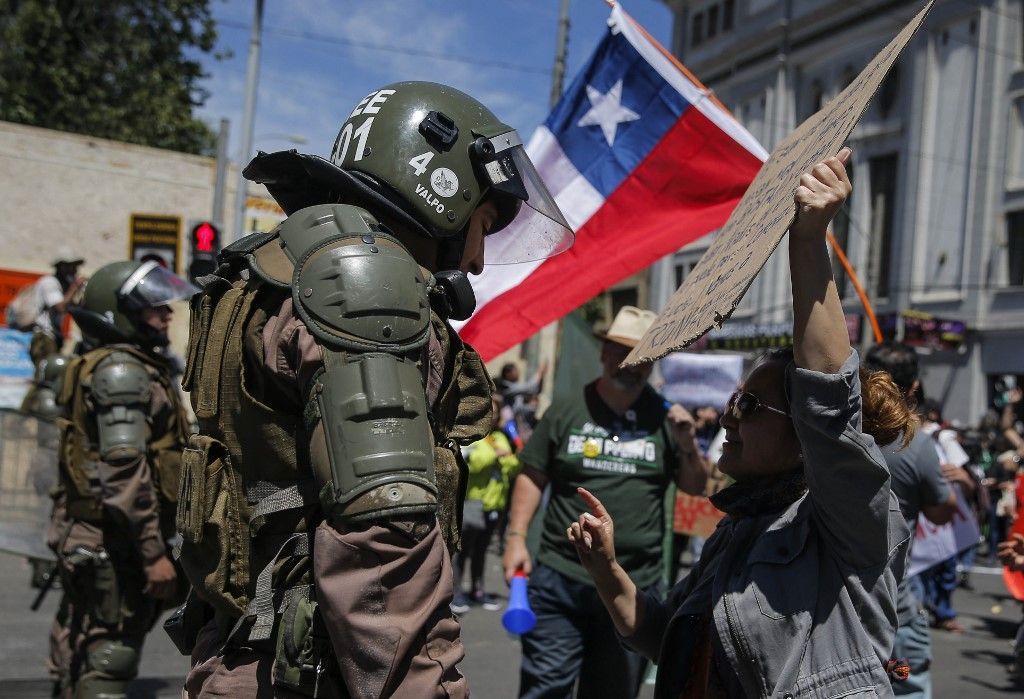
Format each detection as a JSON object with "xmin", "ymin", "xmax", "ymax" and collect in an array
[{"xmin": 827, "ymin": 232, "xmax": 883, "ymax": 343}]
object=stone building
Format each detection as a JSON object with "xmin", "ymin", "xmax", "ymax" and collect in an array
[{"xmin": 653, "ymin": 0, "xmax": 1024, "ymax": 423}]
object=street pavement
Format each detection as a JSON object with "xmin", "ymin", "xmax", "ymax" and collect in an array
[{"xmin": 1, "ymin": 549, "xmax": 1021, "ymax": 698}]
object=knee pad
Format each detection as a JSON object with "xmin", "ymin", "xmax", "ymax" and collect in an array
[
  {"xmin": 74, "ymin": 675, "xmax": 130, "ymax": 699},
  {"xmin": 83, "ymin": 638, "xmax": 139, "ymax": 681}
]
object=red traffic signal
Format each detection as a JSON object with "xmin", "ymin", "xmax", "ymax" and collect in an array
[{"xmin": 191, "ymin": 221, "xmax": 219, "ymax": 254}]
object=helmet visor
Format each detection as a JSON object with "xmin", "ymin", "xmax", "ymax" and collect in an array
[
  {"xmin": 481, "ymin": 134, "xmax": 574, "ymax": 265},
  {"xmin": 119, "ymin": 261, "xmax": 199, "ymax": 311}
]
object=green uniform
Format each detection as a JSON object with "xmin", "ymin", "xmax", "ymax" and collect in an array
[
  {"xmin": 521, "ymin": 381, "xmax": 678, "ymax": 589},
  {"xmin": 50, "ymin": 345, "xmax": 188, "ymax": 699}
]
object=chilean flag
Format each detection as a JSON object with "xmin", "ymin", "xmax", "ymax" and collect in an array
[{"xmin": 454, "ymin": 5, "xmax": 767, "ymax": 360}]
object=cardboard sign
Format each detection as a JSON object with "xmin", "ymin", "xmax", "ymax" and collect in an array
[
  {"xmin": 625, "ymin": 1, "xmax": 934, "ymax": 366},
  {"xmin": 673, "ymin": 492, "xmax": 725, "ymax": 538}
]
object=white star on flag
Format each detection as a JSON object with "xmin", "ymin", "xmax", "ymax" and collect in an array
[{"xmin": 577, "ymin": 79, "xmax": 640, "ymax": 146}]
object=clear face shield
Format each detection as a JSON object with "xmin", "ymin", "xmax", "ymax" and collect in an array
[
  {"xmin": 119, "ymin": 261, "xmax": 199, "ymax": 311},
  {"xmin": 475, "ymin": 130, "xmax": 574, "ymax": 265}
]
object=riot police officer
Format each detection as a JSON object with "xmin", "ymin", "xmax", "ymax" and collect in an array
[
  {"xmin": 48, "ymin": 260, "xmax": 195, "ymax": 698},
  {"xmin": 177, "ymin": 82, "xmax": 572, "ymax": 698}
]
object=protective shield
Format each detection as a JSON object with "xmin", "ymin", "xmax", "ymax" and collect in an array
[
  {"xmin": 479, "ymin": 133, "xmax": 574, "ymax": 265},
  {"xmin": 0, "ymin": 409, "xmax": 57, "ymax": 561},
  {"xmin": 119, "ymin": 261, "xmax": 199, "ymax": 311}
]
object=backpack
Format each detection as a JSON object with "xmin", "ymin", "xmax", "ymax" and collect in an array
[{"xmin": 5, "ymin": 282, "xmax": 40, "ymax": 331}]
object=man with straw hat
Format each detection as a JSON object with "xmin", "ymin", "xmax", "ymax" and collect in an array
[{"xmin": 502, "ymin": 305, "xmax": 711, "ymax": 698}]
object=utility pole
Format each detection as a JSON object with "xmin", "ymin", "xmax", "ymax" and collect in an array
[
  {"xmin": 229, "ymin": 0, "xmax": 264, "ymax": 244},
  {"xmin": 212, "ymin": 118, "xmax": 230, "ymax": 227},
  {"xmin": 550, "ymin": 0, "xmax": 571, "ymax": 108},
  {"xmin": 528, "ymin": 0, "xmax": 573, "ymax": 404}
]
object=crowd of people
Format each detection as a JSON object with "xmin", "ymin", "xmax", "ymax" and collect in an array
[{"xmin": 9, "ymin": 78, "xmax": 1024, "ymax": 699}]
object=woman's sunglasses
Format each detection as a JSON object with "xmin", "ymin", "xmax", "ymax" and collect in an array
[{"xmin": 727, "ymin": 390, "xmax": 790, "ymax": 419}]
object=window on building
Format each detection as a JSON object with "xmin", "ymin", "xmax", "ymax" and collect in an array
[
  {"xmin": 674, "ymin": 260, "xmax": 700, "ymax": 289},
  {"xmin": 692, "ymin": 12, "xmax": 704, "ymax": 46},
  {"xmin": 708, "ymin": 5, "xmax": 720, "ymax": 38},
  {"xmin": 878, "ymin": 64, "xmax": 900, "ymax": 118},
  {"xmin": 1010, "ymin": 97, "xmax": 1024, "ymax": 185},
  {"xmin": 723, "ymin": 0, "xmax": 735, "ymax": 31},
  {"xmin": 830, "ymin": 161, "xmax": 854, "ymax": 299},
  {"xmin": 868, "ymin": 154, "xmax": 898, "ymax": 298},
  {"xmin": 801, "ymin": 79, "xmax": 824, "ymax": 122},
  {"xmin": 1009, "ymin": 211, "xmax": 1024, "ymax": 285},
  {"xmin": 842, "ymin": 66, "xmax": 857, "ymax": 89},
  {"xmin": 610, "ymin": 286, "xmax": 639, "ymax": 318}
]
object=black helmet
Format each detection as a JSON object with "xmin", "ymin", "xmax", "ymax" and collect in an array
[{"xmin": 70, "ymin": 260, "xmax": 197, "ymax": 347}]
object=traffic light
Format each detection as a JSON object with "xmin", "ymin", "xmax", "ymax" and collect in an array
[{"xmin": 188, "ymin": 221, "xmax": 220, "ymax": 284}]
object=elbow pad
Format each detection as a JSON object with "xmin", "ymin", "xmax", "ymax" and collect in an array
[
  {"xmin": 280, "ymin": 204, "xmax": 437, "ymax": 521},
  {"xmin": 91, "ymin": 352, "xmax": 151, "ymax": 462}
]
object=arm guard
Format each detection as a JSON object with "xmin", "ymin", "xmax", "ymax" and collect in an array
[
  {"xmin": 280, "ymin": 204, "xmax": 436, "ymax": 522},
  {"xmin": 90, "ymin": 351, "xmax": 151, "ymax": 462}
]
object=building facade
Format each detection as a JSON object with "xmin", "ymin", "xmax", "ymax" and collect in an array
[
  {"xmin": 654, "ymin": 0, "xmax": 1024, "ymax": 423},
  {"xmin": 0, "ymin": 120, "xmax": 284, "ymax": 353}
]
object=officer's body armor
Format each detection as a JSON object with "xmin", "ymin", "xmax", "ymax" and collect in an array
[
  {"xmin": 176, "ymin": 205, "xmax": 492, "ymax": 692},
  {"xmin": 53, "ymin": 345, "xmax": 189, "ymax": 698},
  {"xmin": 57, "ymin": 345, "xmax": 188, "ymax": 526}
]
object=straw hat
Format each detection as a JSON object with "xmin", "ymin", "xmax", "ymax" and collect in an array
[{"xmin": 593, "ymin": 305, "xmax": 657, "ymax": 349}]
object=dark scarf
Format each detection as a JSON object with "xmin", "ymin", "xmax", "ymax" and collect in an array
[{"xmin": 710, "ymin": 467, "xmax": 808, "ymax": 518}]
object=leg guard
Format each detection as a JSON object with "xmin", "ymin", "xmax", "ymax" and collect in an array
[{"xmin": 75, "ymin": 638, "xmax": 140, "ymax": 699}]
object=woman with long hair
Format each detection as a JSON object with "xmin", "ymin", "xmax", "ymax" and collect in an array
[{"xmin": 566, "ymin": 148, "xmax": 914, "ymax": 698}]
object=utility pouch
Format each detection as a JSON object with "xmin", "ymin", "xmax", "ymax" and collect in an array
[
  {"xmin": 64, "ymin": 547, "xmax": 121, "ymax": 628},
  {"xmin": 57, "ymin": 418, "xmax": 103, "ymax": 523},
  {"xmin": 164, "ymin": 592, "xmax": 213, "ymax": 656},
  {"xmin": 272, "ymin": 593, "xmax": 338, "ymax": 698},
  {"xmin": 176, "ymin": 434, "xmax": 251, "ymax": 617}
]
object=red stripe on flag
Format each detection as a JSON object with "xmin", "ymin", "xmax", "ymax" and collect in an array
[{"xmin": 461, "ymin": 107, "xmax": 763, "ymax": 361}]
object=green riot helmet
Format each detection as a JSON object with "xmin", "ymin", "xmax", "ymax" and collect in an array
[
  {"xmin": 330, "ymin": 82, "xmax": 573, "ymax": 263},
  {"xmin": 243, "ymin": 82, "xmax": 574, "ymax": 267},
  {"xmin": 70, "ymin": 260, "xmax": 198, "ymax": 347}
]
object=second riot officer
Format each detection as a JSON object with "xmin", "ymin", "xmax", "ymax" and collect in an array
[
  {"xmin": 48, "ymin": 260, "xmax": 195, "ymax": 698},
  {"xmin": 176, "ymin": 82, "xmax": 572, "ymax": 698}
]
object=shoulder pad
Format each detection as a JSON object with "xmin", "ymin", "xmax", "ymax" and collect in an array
[
  {"xmin": 216, "ymin": 230, "xmax": 292, "ymax": 290},
  {"xmin": 281, "ymin": 206, "xmax": 431, "ymax": 353},
  {"xmin": 91, "ymin": 351, "xmax": 152, "ymax": 407}
]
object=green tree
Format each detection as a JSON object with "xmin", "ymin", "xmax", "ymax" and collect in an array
[{"xmin": 0, "ymin": 0, "xmax": 220, "ymax": 155}]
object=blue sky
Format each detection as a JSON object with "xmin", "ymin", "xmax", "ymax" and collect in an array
[{"xmin": 193, "ymin": 0, "xmax": 674, "ymax": 162}]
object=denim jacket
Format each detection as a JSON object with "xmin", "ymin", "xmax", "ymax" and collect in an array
[{"xmin": 626, "ymin": 351, "xmax": 911, "ymax": 698}]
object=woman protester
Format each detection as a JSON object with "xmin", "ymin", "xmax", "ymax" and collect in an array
[{"xmin": 566, "ymin": 148, "xmax": 914, "ymax": 698}]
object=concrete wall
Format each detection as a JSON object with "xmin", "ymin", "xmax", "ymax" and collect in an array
[{"xmin": 0, "ymin": 121, "xmax": 280, "ymax": 355}]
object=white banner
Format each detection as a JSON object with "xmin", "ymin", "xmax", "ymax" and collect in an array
[
  {"xmin": 660, "ymin": 352, "xmax": 744, "ymax": 411},
  {"xmin": 0, "ymin": 328, "xmax": 33, "ymax": 410},
  {"xmin": 907, "ymin": 483, "xmax": 980, "ymax": 577}
]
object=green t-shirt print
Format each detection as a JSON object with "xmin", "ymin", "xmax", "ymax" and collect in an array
[{"xmin": 520, "ymin": 381, "xmax": 678, "ymax": 588}]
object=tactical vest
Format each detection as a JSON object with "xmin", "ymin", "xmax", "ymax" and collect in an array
[
  {"xmin": 177, "ymin": 232, "xmax": 494, "ymax": 632},
  {"xmin": 56, "ymin": 345, "xmax": 189, "ymax": 525}
]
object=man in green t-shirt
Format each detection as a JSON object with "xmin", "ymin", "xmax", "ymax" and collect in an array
[{"xmin": 502, "ymin": 306, "xmax": 710, "ymax": 699}]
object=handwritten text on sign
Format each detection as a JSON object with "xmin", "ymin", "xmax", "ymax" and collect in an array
[{"xmin": 625, "ymin": 1, "xmax": 935, "ymax": 366}]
